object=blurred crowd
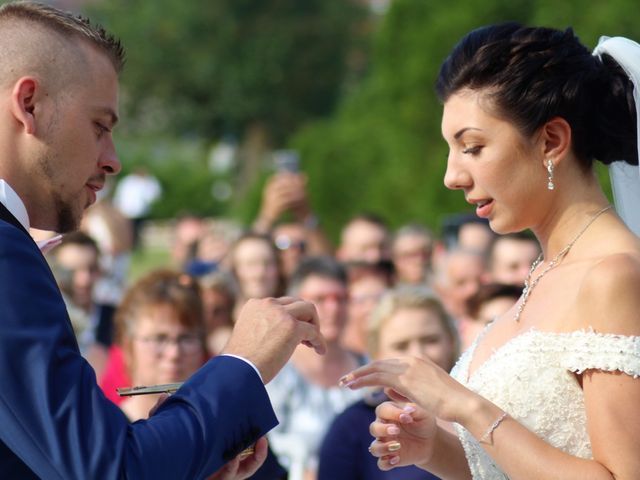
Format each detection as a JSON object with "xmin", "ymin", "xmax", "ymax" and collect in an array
[{"xmin": 40, "ymin": 169, "xmax": 540, "ymax": 480}]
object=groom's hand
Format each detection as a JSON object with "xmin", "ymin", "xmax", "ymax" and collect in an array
[{"xmin": 223, "ymin": 297, "xmax": 326, "ymax": 383}]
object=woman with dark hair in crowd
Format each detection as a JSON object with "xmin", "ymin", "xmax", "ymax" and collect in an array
[
  {"xmin": 342, "ymin": 260, "xmax": 395, "ymax": 356},
  {"xmin": 461, "ymin": 283, "xmax": 522, "ymax": 351},
  {"xmin": 199, "ymin": 270, "xmax": 238, "ymax": 355},
  {"xmin": 226, "ymin": 232, "xmax": 285, "ymax": 311},
  {"xmin": 342, "ymin": 24, "xmax": 640, "ymax": 478}
]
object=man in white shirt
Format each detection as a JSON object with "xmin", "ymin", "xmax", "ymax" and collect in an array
[{"xmin": 113, "ymin": 166, "xmax": 162, "ymax": 249}]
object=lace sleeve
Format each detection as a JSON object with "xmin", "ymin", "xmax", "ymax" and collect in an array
[{"xmin": 561, "ymin": 330, "xmax": 640, "ymax": 378}]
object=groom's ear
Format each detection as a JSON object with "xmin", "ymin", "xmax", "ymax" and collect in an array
[{"xmin": 11, "ymin": 77, "xmax": 39, "ymax": 135}]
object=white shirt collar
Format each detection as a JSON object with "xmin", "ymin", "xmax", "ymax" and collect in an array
[{"xmin": 0, "ymin": 179, "xmax": 30, "ymax": 231}]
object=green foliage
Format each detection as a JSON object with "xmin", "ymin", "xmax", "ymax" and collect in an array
[
  {"xmin": 85, "ymin": 0, "xmax": 639, "ymax": 228},
  {"xmin": 290, "ymin": 0, "xmax": 640, "ymax": 239},
  {"xmin": 88, "ymin": 0, "xmax": 367, "ymax": 145}
]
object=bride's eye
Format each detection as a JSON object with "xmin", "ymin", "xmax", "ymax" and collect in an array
[{"xmin": 462, "ymin": 145, "xmax": 482, "ymax": 155}]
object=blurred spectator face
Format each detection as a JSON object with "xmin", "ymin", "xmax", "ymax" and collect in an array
[
  {"xmin": 299, "ymin": 275, "xmax": 348, "ymax": 343},
  {"xmin": 462, "ymin": 287, "xmax": 520, "ymax": 351},
  {"xmin": 342, "ymin": 274, "xmax": 388, "ymax": 354},
  {"xmin": 54, "ymin": 243, "xmax": 101, "ymax": 312},
  {"xmin": 476, "ymin": 296, "xmax": 517, "ymax": 326},
  {"xmin": 201, "ymin": 287, "xmax": 234, "ymax": 331},
  {"xmin": 196, "ymin": 230, "xmax": 230, "ymax": 264},
  {"xmin": 489, "ymin": 237, "xmax": 540, "ymax": 286},
  {"xmin": 273, "ymin": 223, "xmax": 307, "ymax": 278},
  {"xmin": 439, "ymin": 251, "xmax": 485, "ymax": 318},
  {"xmin": 338, "ymin": 219, "xmax": 389, "ymax": 263},
  {"xmin": 171, "ymin": 216, "xmax": 205, "ymax": 267},
  {"xmin": 126, "ymin": 303, "xmax": 205, "ymax": 386},
  {"xmin": 457, "ymin": 222, "xmax": 494, "ymax": 255},
  {"xmin": 201, "ymin": 286, "xmax": 234, "ymax": 355},
  {"xmin": 348, "ymin": 276, "xmax": 388, "ymax": 334},
  {"xmin": 198, "ymin": 272, "xmax": 237, "ymax": 355},
  {"xmin": 233, "ymin": 237, "xmax": 279, "ymax": 299},
  {"xmin": 377, "ymin": 307, "xmax": 454, "ymax": 370},
  {"xmin": 392, "ymin": 233, "xmax": 432, "ymax": 284}
]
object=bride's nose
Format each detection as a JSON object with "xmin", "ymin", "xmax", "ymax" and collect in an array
[{"xmin": 444, "ymin": 154, "xmax": 471, "ymax": 191}]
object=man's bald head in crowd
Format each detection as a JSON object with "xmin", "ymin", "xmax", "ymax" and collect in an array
[{"xmin": 0, "ymin": 1, "xmax": 124, "ymax": 95}]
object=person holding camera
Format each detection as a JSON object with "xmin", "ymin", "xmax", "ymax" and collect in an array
[{"xmin": 253, "ymin": 152, "xmax": 331, "ymax": 279}]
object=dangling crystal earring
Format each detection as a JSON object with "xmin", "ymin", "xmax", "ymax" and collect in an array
[{"xmin": 547, "ymin": 159, "xmax": 555, "ymax": 190}]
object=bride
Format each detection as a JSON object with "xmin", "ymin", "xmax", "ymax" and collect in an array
[{"xmin": 340, "ymin": 23, "xmax": 640, "ymax": 479}]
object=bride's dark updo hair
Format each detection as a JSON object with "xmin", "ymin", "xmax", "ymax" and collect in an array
[{"xmin": 436, "ymin": 22, "xmax": 638, "ymax": 167}]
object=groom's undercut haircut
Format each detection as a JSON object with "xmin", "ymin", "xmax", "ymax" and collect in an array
[{"xmin": 0, "ymin": 1, "xmax": 125, "ymax": 92}]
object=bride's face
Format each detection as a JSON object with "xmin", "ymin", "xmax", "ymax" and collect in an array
[{"xmin": 441, "ymin": 90, "xmax": 547, "ymax": 234}]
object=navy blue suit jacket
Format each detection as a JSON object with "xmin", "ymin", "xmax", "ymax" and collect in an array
[{"xmin": 0, "ymin": 203, "xmax": 277, "ymax": 479}]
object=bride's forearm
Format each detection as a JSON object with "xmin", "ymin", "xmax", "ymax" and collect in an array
[
  {"xmin": 457, "ymin": 398, "xmax": 614, "ymax": 480},
  {"xmin": 416, "ymin": 426, "xmax": 471, "ymax": 480}
]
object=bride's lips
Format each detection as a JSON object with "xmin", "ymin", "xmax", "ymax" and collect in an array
[{"xmin": 468, "ymin": 198, "xmax": 494, "ymax": 218}]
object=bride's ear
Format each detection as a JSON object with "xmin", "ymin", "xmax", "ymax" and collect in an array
[{"xmin": 540, "ymin": 117, "xmax": 572, "ymax": 169}]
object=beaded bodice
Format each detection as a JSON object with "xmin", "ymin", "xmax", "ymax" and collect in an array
[{"xmin": 450, "ymin": 327, "xmax": 640, "ymax": 479}]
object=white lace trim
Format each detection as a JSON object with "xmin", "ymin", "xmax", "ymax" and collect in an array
[
  {"xmin": 558, "ymin": 329, "xmax": 640, "ymax": 377},
  {"xmin": 450, "ymin": 328, "xmax": 640, "ymax": 479}
]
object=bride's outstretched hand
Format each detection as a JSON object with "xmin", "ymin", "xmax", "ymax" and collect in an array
[
  {"xmin": 368, "ymin": 399, "xmax": 437, "ymax": 470},
  {"xmin": 339, "ymin": 356, "xmax": 471, "ymax": 423}
]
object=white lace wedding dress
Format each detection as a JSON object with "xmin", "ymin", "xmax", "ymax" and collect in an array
[{"xmin": 450, "ymin": 326, "xmax": 640, "ymax": 479}]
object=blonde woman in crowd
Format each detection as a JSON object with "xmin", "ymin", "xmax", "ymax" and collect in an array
[{"xmin": 320, "ymin": 286, "xmax": 457, "ymax": 480}]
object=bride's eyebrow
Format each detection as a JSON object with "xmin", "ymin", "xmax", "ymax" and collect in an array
[{"xmin": 454, "ymin": 127, "xmax": 483, "ymax": 140}]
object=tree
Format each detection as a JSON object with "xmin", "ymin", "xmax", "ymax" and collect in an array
[
  {"xmin": 291, "ymin": 0, "xmax": 640, "ymax": 240},
  {"xmin": 291, "ymin": 0, "xmax": 530, "ymax": 239},
  {"xmin": 90, "ymin": 0, "xmax": 367, "ymax": 141}
]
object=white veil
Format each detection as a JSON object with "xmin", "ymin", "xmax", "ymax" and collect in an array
[{"xmin": 593, "ymin": 36, "xmax": 640, "ymax": 236}]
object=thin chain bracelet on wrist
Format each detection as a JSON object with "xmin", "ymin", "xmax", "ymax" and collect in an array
[{"xmin": 479, "ymin": 411, "xmax": 508, "ymax": 444}]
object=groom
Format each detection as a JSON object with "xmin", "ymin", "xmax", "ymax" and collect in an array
[{"xmin": 0, "ymin": 2, "xmax": 325, "ymax": 479}]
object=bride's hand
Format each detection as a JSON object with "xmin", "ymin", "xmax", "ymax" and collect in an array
[
  {"xmin": 368, "ymin": 400, "xmax": 437, "ymax": 470},
  {"xmin": 340, "ymin": 356, "xmax": 472, "ymax": 423}
]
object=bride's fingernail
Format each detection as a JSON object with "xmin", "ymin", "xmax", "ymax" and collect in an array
[
  {"xmin": 399, "ymin": 413, "xmax": 413, "ymax": 424},
  {"xmin": 340, "ymin": 379, "xmax": 357, "ymax": 389},
  {"xmin": 403, "ymin": 405, "xmax": 416, "ymax": 414},
  {"xmin": 387, "ymin": 442, "xmax": 401, "ymax": 452},
  {"xmin": 387, "ymin": 425, "xmax": 400, "ymax": 435},
  {"xmin": 389, "ymin": 455, "xmax": 400, "ymax": 465},
  {"xmin": 338, "ymin": 374, "xmax": 353, "ymax": 387}
]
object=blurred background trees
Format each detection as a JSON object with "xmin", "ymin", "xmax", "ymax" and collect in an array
[
  {"xmin": 88, "ymin": 0, "xmax": 368, "ymax": 221},
  {"xmin": 76, "ymin": 0, "xmax": 640, "ymax": 240}
]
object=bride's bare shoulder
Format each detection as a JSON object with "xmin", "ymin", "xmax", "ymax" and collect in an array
[{"xmin": 576, "ymin": 250, "xmax": 640, "ymax": 334}]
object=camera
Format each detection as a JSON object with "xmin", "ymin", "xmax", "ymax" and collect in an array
[{"xmin": 272, "ymin": 150, "xmax": 300, "ymax": 173}]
